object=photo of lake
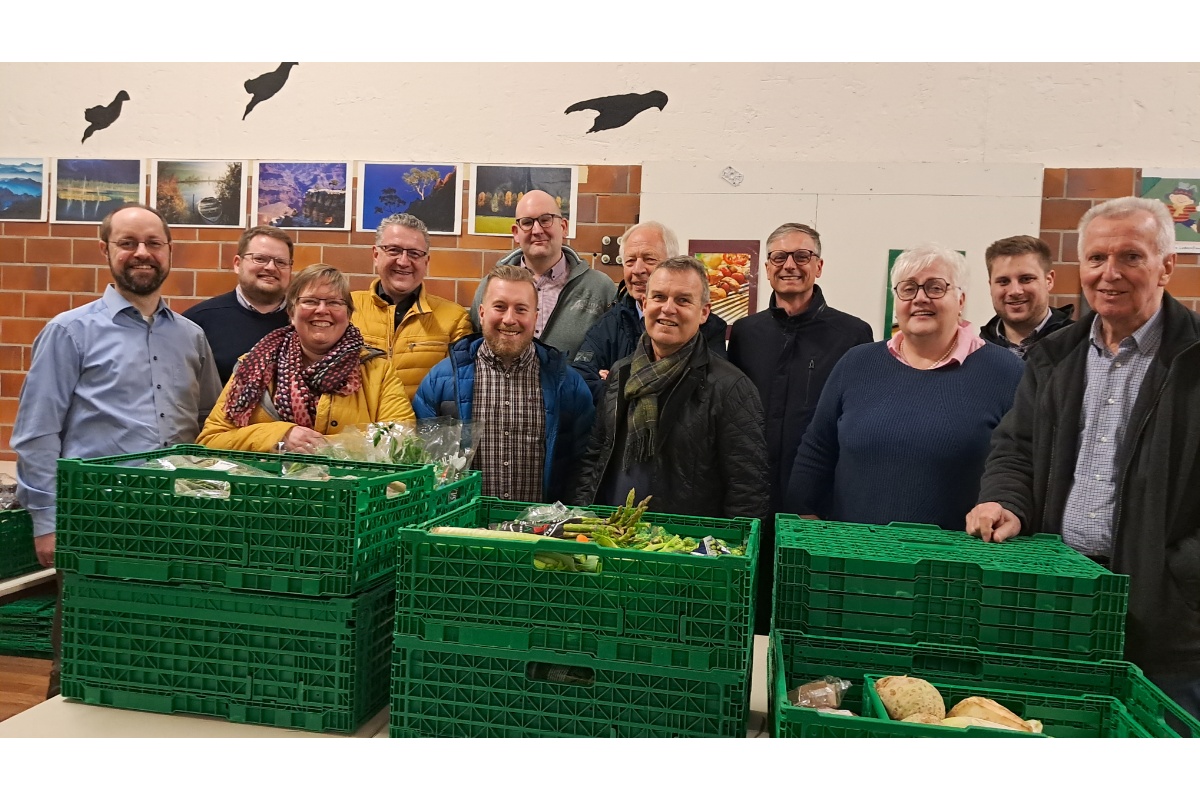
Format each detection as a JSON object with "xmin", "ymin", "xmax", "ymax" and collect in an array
[
  {"xmin": 153, "ymin": 160, "xmax": 247, "ymax": 227},
  {"xmin": 0, "ymin": 158, "xmax": 47, "ymax": 222},
  {"xmin": 52, "ymin": 158, "xmax": 143, "ymax": 224}
]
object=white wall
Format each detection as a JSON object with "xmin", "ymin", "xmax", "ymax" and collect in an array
[
  {"xmin": 641, "ymin": 162, "xmax": 1043, "ymax": 338},
  {"xmin": 2, "ymin": 63, "xmax": 1199, "ymax": 167}
]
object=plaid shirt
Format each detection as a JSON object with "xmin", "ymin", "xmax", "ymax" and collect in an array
[
  {"xmin": 473, "ymin": 341, "xmax": 546, "ymax": 501},
  {"xmin": 1061, "ymin": 307, "xmax": 1164, "ymax": 557}
]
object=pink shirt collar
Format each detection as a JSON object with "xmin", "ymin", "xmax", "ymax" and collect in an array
[{"xmin": 887, "ymin": 319, "xmax": 985, "ymax": 368}]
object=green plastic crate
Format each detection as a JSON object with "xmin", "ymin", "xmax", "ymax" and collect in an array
[
  {"xmin": 55, "ymin": 444, "xmax": 434, "ymax": 597},
  {"xmin": 0, "ymin": 597, "xmax": 54, "ymax": 657},
  {"xmin": 769, "ymin": 630, "xmax": 1200, "ymax": 738},
  {"xmin": 774, "ymin": 516, "xmax": 1128, "ymax": 661},
  {"xmin": 395, "ymin": 497, "xmax": 759, "ymax": 672},
  {"xmin": 390, "ymin": 635, "xmax": 749, "ymax": 737},
  {"xmin": 429, "ymin": 470, "xmax": 482, "ymax": 517},
  {"xmin": 0, "ymin": 508, "xmax": 39, "ymax": 581},
  {"xmin": 60, "ymin": 574, "xmax": 394, "ymax": 733}
]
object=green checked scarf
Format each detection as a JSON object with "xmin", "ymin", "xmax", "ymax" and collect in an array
[{"xmin": 623, "ymin": 332, "xmax": 697, "ymax": 468}]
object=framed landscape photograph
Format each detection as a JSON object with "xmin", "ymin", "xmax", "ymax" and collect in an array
[
  {"xmin": 253, "ymin": 160, "xmax": 351, "ymax": 230},
  {"xmin": 356, "ymin": 162, "xmax": 462, "ymax": 235},
  {"xmin": 151, "ymin": 159, "xmax": 248, "ymax": 228},
  {"xmin": 51, "ymin": 158, "xmax": 144, "ymax": 224},
  {"xmin": 468, "ymin": 164, "xmax": 578, "ymax": 238},
  {"xmin": 0, "ymin": 158, "xmax": 48, "ymax": 222}
]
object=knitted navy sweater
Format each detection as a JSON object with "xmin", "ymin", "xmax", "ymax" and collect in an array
[
  {"xmin": 182, "ymin": 290, "xmax": 289, "ymax": 385},
  {"xmin": 784, "ymin": 341, "xmax": 1025, "ymax": 532}
]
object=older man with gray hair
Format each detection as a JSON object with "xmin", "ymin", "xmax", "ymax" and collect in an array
[
  {"xmin": 967, "ymin": 196, "xmax": 1200, "ymax": 720},
  {"xmin": 572, "ymin": 220, "xmax": 728, "ymax": 403},
  {"xmin": 351, "ymin": 212, "xmax": 473, "ymax": 401}
]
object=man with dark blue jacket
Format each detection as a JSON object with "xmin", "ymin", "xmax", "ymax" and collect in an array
[
  {"xmin": 414, "ymin": 264, "xmax": 594, "ymax": 503},
  {"xmin": 572, "ymin": 221, "xmax": 727, "ymax": 403}
]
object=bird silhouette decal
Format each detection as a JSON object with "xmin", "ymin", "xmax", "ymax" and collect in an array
[
  {"xmin": 81, "ymin": 90, "xmax": 130, "ymax": 144},
  {"xmin": 243, "ymin": 62, "xmax": 298, "ymax": 120},
  {"xmin": 565, "ymin": 90, "xmax": 668, "ymax": 133}
]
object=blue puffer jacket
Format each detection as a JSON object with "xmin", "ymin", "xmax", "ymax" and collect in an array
[{"xmin": 413, "ymin": 334, "xmax": 595, "ymax": 502}]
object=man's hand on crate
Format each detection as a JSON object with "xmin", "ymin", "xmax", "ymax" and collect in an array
[
  {"xmin": 34, "ymin": 532, "xmax": 55, "ymax": 568},
  {"xmin": 965, "ymin": 503, "xmax": 1021, "ymax": 543}
]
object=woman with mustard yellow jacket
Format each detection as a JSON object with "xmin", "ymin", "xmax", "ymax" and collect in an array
[{"xmin": 198, "ymin": 264, "xmax": 414, "ymax": 453}]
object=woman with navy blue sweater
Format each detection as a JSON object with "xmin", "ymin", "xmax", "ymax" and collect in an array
[{"xmin": 784, "ymin": 244, "xmax": 1025, "ymax": 531}]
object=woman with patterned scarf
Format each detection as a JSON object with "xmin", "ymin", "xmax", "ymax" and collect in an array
[{"xmin": 198, "ymin": 264, "xmax": 414, "ymax": 452}]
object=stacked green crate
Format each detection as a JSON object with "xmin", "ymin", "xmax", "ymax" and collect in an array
[
  {"xmin": 0, "ymin": 597, "xmax": 54, "ymax": 657},
  {"xmin": 390, "ymin": 497, "xmax": 759, "ymax": 737},
  {"xmin": 768, "ymin": 516, "xmax": 1200, "ymax": 737},
  {"xmin": 0, "ymin": 508, "xmax": 39, "ymax": 580},
  {"xmin": 56, "ymin": 445, "xmax": 433, "ymax": 733}
]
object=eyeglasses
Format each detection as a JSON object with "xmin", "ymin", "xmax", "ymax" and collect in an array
[
  {"xmin": 296, "ymin": 297, "xmax": 349, "ymax": 310},
  {"xmin": 110, "ymin": 238, "xmax": 169, "ymax": 252},
  {"xmin": 894, "ymin": 278, "xmax": 953, "ymax": 300},
  {"xmin": 242, "ymin": 252, "xmax": 293, "ymax": 269},
  {"xmin": 766, "ymin": 249, "xmax": 819, "ymax": 267},
  {"xmin": 515, "ymin": 213, "xmax": 563, "ymax": 232},
  {"xmin": 377, "ymin": 245, "xmax": 428, "ymax": 261}
]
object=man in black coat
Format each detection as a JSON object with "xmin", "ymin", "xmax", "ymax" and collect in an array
[
  {"xmin": 728, "ymin": 223, "xmax": 872, "ymax": 633},
  {"xmin": 569, "ymin": 257, "xmax": 768, "ymax": 527},
  {"xmin": 967, "ymin": 197, "xmax": 1200, "ymax": 721},
  {"xmin": 980, "ymin": 234, "xmax": 1074, "ymax": 359},
  {"xmin": 572, "ymin": 221, "xmax": 726, "ymax": 404}
]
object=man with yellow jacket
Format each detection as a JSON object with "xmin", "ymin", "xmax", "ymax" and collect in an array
[
  {"xmin": 351, "ymin": 213, "xmax": 473, "ymax": 401},
  {"xmin": 198, "ymin": 265, "xmax": 415, "ymax": 452}
]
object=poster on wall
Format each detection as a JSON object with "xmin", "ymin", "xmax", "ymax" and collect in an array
[
  {"xmin": 253, "ymin": 161, "xmax": 351, "ymax": 230},
  {"xmin": 0, "ymin": 158, "xmax": 48, "ymax": 222},
  {"xmin": 151, "ymin": 160, "xmax": 248, "ymax": 228},
  {"xmin": 468, "ymin": 164, "xmax": 578, "ymax": 238},
  {"xmin": 687, "ymin": 240, "xmax": 759, "ymax": 328},
  {"xmin": 1141, "ymin": 170, "xmax": 1200, "ymax": 254},
  {"xmin": 356, "ymin": 162, "xmax": 462, "ymax": 235},
  {"xmin": 50, "ymin": 158, "xmax": 144, "ymax": 224}
]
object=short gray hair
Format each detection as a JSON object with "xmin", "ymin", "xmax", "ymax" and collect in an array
[
  {"xmin": 653, "ymin": 255, "xmax": 711, "ymax": 306},
  {"xmin": 892, "ymin": 243, "xmax": 969, "ymax": 295},
  {"xmin": 767, "ymin": 223, "xmax": 822, "ymax": 256},
  {"xmin": 619, "ymin": 221, "xmax": 680, "ymax": 261},
  {"xmin": 1077, "ymin": 196, "xmax": 1175, "ymax": 258},
  {"xmin": 376, "ymin": 213, "xmax": 430, "ymax": 249}
]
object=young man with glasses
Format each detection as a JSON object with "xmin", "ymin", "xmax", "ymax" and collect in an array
[
  {"xmin": 184, "ymin": 225, "xmax": 294, "ymax": 384},
  {"xmin": 351, "ymin": 213, "xmax": 473, "ymax": 402},
  {"xmin": 470, "ymin": 190, "xmax": 615, "ymax": 361},
  {"xmin": 727, "ymin": 222, "xmax": 872, "ymax": 634},
  {"xmin": 12, "ymin": 203, "xmax": 221, "ymax": 698}
]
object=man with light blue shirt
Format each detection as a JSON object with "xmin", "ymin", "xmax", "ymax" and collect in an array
[
  {"xmin": 967, "ymin": 197, "xmax": 1200, "ymax": 722},
  {"xmin": 12, "ymin": 203, "xmax": 220, "ymax": 695}
]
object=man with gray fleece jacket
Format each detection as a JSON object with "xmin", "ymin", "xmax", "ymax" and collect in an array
[{"xmin": 469, "ymin": 190, "xmax": 615, "ymax": 360}]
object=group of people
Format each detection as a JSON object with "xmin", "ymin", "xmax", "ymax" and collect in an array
[{"xmin": 10, "ymin": 193, "xmax": 1199, "ymax": 721}]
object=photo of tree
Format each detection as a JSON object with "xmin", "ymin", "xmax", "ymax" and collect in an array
[
  {"xmin": 0, "ymin": 158, "xmax": 48, "ymax": 222},
  {"xmin": 356, "ymin": 162, "xmax": 462, "ymax": 234},
  {"xmin": 51, "ymin": 158, "xmax": 144, "ymax": 224},
  {"xmin": 253, "ymin": 161, "xmax": 350, "ymax": 230},
  {"xmin": 468, "ymin": 164, "xmax": 578, "ymax": 237},
  {"xmin": 151, "ymin": 160, "xmax": 248, "ymax": 228}
]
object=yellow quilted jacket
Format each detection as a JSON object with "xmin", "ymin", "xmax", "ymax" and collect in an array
[
  {"xmin": 196, "ymin": 349, "xmax": 415, "ymax": 452},
  {"xmin": 350, "ymin": 281, "xmax": 473, "ymax": 402}
]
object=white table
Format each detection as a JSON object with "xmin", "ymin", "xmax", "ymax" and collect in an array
[
  {"xmin": 0, "ymin": 568, "xmax": 55, "ymax": 601},
  {"xmin": 0, "ymin": 696, "xmax": 389, "ymax": 738}
]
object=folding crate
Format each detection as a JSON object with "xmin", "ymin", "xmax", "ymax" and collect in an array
[{"xmin": 0, "ymin": 508, "xmax": 38, "ymax": 581}]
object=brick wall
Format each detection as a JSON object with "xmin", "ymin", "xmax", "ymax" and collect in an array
[
  {"xmin": 0, "ymin": 164, "xmax": 640, "ymax": 457},
  {"xmin": 1039, "ymin": 167, "xmax": 1200, "ymax": 313}
]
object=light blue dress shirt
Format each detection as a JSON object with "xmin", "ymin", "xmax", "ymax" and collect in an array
[{"xmin": 12, "ymin": 285, "xmax": 222, "ymax": 535}]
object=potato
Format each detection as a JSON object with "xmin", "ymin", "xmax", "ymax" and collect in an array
[{"xmin": 874, "ymin": 676, "xmax": 945, "ymax": 720}]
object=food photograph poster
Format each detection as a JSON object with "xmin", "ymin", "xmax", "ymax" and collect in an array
[{"xmin": 688, "ymin": 239, "xmax": 759, "ymax": 328}]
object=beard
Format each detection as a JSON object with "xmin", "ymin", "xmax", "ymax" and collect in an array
[
  {"xmin": 486, "ymin": 328, "xmax": 532, "ymax": 362},
  {"xmin": 110, "ymin": 256, "xmax": 168, "ymax": 296}
]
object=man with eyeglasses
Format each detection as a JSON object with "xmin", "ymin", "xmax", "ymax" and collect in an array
[
  {"xmin": 352, "ymin": 213, "xmax": 473, "ymax": 402},
  {"xmin": 12, "ymin": 202, "xmax": 221, "ymax": 698},
  {"xmin": 469, "ymin": 190, "xmax": 615, "ymax": 361},
  {"xmin": 571, "ymin": 220, "xmax": 729, "ymax": 404},
  {"xmin": 183, "ymin": 225, "xmax": 294, "ymax": 384},
  {"xmin": 727, "ymin": 222, "xmax": 872, "ymax": 634}
]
